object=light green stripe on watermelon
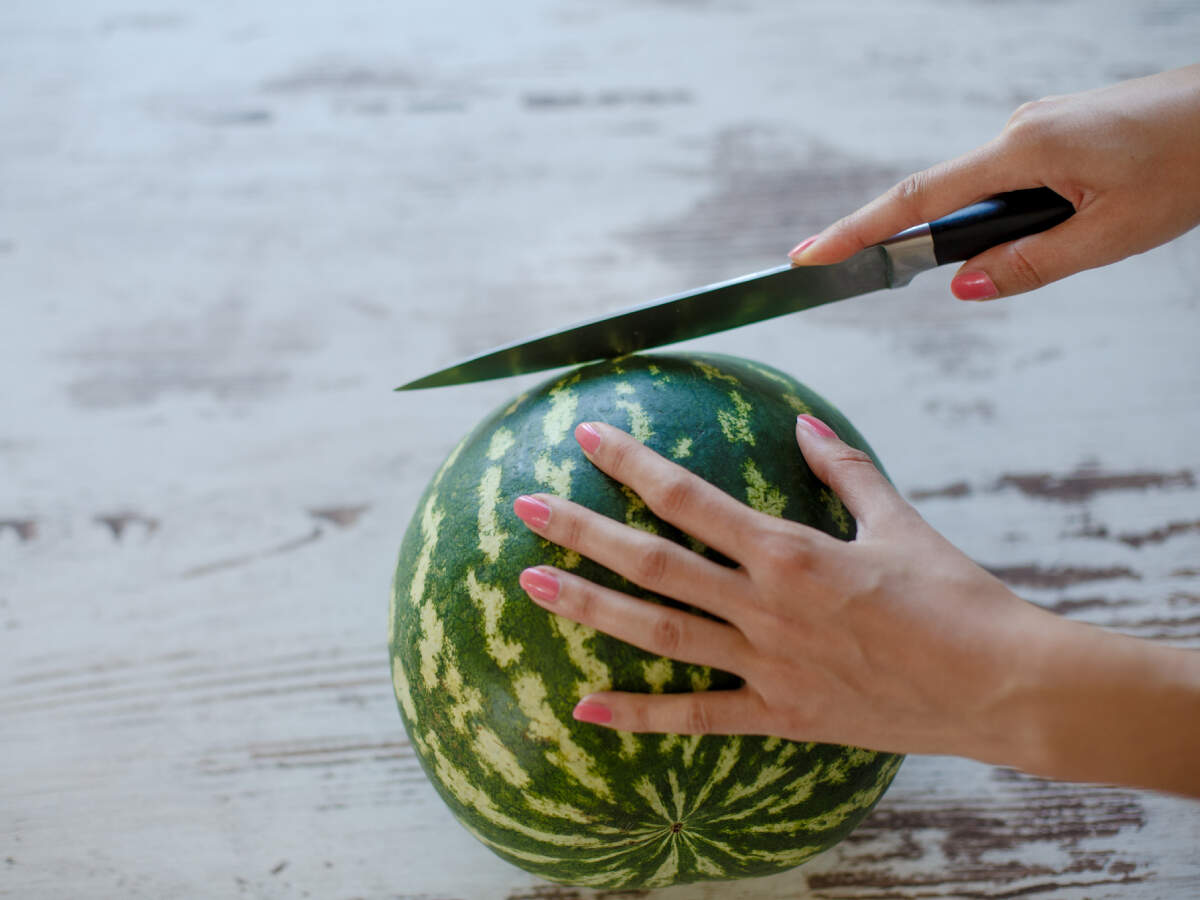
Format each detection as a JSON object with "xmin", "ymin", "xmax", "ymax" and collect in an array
[
  {"xmin": 422, "ymin": 728, "xmax": 627, "ymax": 850},
  {"xmin": 679, "ymin": 834, "xmax": 726, "ymax": 878},
  {"xmin": 643, "ymin": 657, "xmax": 673, "ymax": 692},
  {"xmin": 681, "ymin": 733, "xmax": 702, "ymax": 767},
  {"xmin": 717, "ymin": 390, "xmax": 756, "ymax": 445},
  {"xmin": 548, "ymin": 615, "xmax": 609, "ymax": 697},
  {"xmin": 614, "ymin": 382, "xmax": 654, "ymax": 441},
  {"xmin": 620, "ymin": 484, "xmax": 658, "ymax": 535},
  {"xmin": 511, "ymin": 671, "xmax": 613, "ymax": 800},
  {"xmin": 634, "ymin": 775, "xmax": 673, "ymax": 821},
  {"xmin": 415, "ymin": 594, "xmax": 444, "ymax": 686},
  {"xmin": 389, "ymin": 352, "xmax": 902, "ymax": 888},
  {"xmin": 782, "ymin": 393, "xmax": 814, "ymax": 415},
  {"xmin": 667, "ymin": 769, "xmax": 687, "ymax": 819},
  {"xmin": 534, "ymin": 455, "xmax": 574, "ymax": 496},
  {"xmin": 822, "ymin": 486, "xmax": 852, "ymax": 536},
  {"xmin": 542, "ymin": 376, "xmax": 580, "ymax": 445},
  {"xmin": 743, "ymin": 458, "xmax": 788, "ymax": 516},
  {"xmin": 646, "ymin": 840, "xmax": 681, "ymax": 888},
  {"xmin": 660, "ymin": 732, "xmax": 704, "ymax": 768},
  {"xmin": 719, "ymin": 743, "xmax": 799, "ymax": 807},
  {"xmin": 744, "ymin": 361, "xmax": 795, "ymax": 387},
  {"xmin": 693, "ymin": 360, "xmax": 740, "ymax": 385},
  {"xmin": 477, "ymin": 426, "xmax": 516, "ymax": 562},
  {"xmin": 389, "ymin": 655, "xmax": 417, "ymax": 724},
  {"xmin": 406, "ymin": 492, "xmax": 443, "ymax": 611},
  {"xmin": 439, "ymin": 651, "xmax": 482, "ymax": 732},
  {"xmin": 686, "ymin": 737, "xmax": 743, "ymax": 813},
  {"xmin": 487, "ymin": 427, "xmax": 516, "ymax": 460},
  {"xmin": 755, "ymin": 763, "xmax": 898, "ymax": 835},
  {"xmin": 466, "ymin": 570, "xmax": 522, "ymax": 668},
  {"xmin": 473, "ymin": 724, "xmax": 530, "ymax": 789}
]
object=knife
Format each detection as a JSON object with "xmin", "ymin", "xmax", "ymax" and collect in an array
[{"xmin": 397, "ymin": 187, "xmax": 1074, "ymax": 390}]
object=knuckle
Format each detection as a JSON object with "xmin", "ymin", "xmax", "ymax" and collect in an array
[
  {"xmin": 887, "ymin": 171, "xmax": 932, "ymax": 215},
  {"xmin": 634, "ymin": 543, "xmax": 672, "ymax": 589},
  {"xmin": 819, "ymin": 447, "xmax": 876, "ymax": 492},
  {"xmin": 683, "ymin": 698, "xmax": 713, "ymax": 735},
  {"xmin": 650, "ymin": 613, "xmax": 685, "ymax": 656},
  {"xmin": 833, "ymin": 447, "xmax": 876, "ymax": 469},
  {"xmin": 629, "ymin": 700, "xmax": 653, "ymax": 733},
  {"xmin": 753, "ymin": 527, "xmax": 811, "ymax": 572},
  {"xmin": 1004, "ymin": 242, "xmax": 1047, "ymax": 292},
  {"xmin": 571, "ymin": 581, "xmax": 596, "ymax": 621},
  {"xmin": 826, "ymin": 211, "xmax": 874, "ymax": 255},
  {"xmin": 647, "ymin": 472, "xmax": 694, "ymax": 521},
  {"xmin": 783, "ymin": 697, "xmax": 821, "ymax": 735},
  {"xmin": 1007, "ymin": 96, "xmax": 1052, "ymax": 125},
  {"xmin": 604, "ymin": 437, "xmax": 636, "ymax": 477},
  {"xmin": 1007, "ymin": 98, "xmax": 1043, "ymax": 124},
  {"xmin": 1003, "ymin": 97, "xmax": 1061, "ymax": 148},
  {"xmin": 558, "ymin": 507, "xmax": 586, "ymax": 548}
]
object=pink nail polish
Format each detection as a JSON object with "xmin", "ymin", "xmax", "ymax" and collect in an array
[
  {"xmin": 951, "ymin": 270, "xmax": 998, "ymax": 300},
  {"xmin": 789, "ymin": 235, "xmax": 818, "ymax": 259},
  {"xmin": 575, "ymin": 422, "xmax": 602, "ymax": 455},
  {"xmin": 796, "ymin": 414, "xmax": 836, "ymax": 438},
  {"xmin": 519, "ymin": 567, "xmax": 560, "ymax": 604},
  {"xmin": 513, "ymin": 495, "xmax": 551, "ymax": 529},
  {"xmin": 573, "ymin": 701, "xmax": 613, "ymax": 725}
]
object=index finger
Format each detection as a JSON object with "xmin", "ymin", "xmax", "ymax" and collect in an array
[
  {"xmin": 790, "ymin": 142, "xmax": 1022, "ymax": 265},
  {"xmin": 574, "ymin": 421, "xmax": 783, "ymax": 563}
]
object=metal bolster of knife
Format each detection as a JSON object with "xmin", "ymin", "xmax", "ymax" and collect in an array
[{"xmin": 879, "ymin": 223, "xmax": 937, "ymax": 288}]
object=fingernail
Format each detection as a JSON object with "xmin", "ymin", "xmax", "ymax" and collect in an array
[
  {"xmin": 796, "ymin": 414, "xmax": 836, "ymax": 438},
  {"xmin": 513, "ymin": 495, "xmax": 551, "ymax": 529},
  {"xmin": 788, "ymin": 235, "xmax": 819, "ymax": 260},
  {"xmin": 950, "ymin": 270, "xmax": 998, "ymax": 300},
  {"xmin": 519, "ymin": 567, "xmax": 560, "ymax": 604},
  {"xmin": 573, "ymin": 700, "xmax": 612, "ymax": 725},
  {"xmin": 575, "ymin": 422, "xmax": 602, "ymax": 455}
]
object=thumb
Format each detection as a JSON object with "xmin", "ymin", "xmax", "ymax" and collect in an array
[{"xmin": 794, "ymin": 415, "xmax": 913, "ymax": 534}]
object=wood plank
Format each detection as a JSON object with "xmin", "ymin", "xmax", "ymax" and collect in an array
[{"xmin": 2, "ymin": 0, "xmax": 1198, "ymax": 897}]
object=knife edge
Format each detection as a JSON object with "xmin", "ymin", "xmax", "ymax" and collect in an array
[{"xmin": 396, "ymin": 251, "xmax": 892, "ymax": 391}]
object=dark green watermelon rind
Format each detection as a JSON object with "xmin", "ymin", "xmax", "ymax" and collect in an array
[{"xmin": 389, "ymin": 353, "xmax": 903, "ymax": 889}]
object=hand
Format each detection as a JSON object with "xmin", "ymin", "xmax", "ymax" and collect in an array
[
  {"xmin": 513, "ymin": 417, "xmax": 1046, "ymax": 761},
  {"xmin": 512, "ymin": 419, "xmax": 1200, "ymax": 797},
  {"xmin": 788, "ymin": 64, "xmax": 1200, "ymax": 300}
]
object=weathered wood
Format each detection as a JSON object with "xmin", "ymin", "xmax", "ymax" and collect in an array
[{"xmin": 2, "ymin": 0, "xmax": 1198, "ymax": 897}]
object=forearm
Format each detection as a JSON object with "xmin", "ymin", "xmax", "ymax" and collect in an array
[{"xmin": 986, "ymin": 611, "xmax": 1200, "ymax": 797}]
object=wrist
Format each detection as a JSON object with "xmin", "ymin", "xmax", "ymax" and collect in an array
[{"xmin": 987, "ymin": 612, "xmax": 1200, "ymax": 795}]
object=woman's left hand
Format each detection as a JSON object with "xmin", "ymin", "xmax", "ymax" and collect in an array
[{"xmin": 510, "ymin": 417, "xmax": 1058, "ymax": 765}]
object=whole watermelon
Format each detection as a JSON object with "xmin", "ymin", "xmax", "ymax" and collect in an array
[{"xmin": 389, "ymin": 352, "xmax": 902, "ymax": 889}]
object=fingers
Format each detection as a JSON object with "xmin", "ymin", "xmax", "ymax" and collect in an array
[
  {"xmin": 572, "ymin": 422, "xmax": 777, "ymax": 563},
  {"xmin": 794, "ymin": 415, "xmax": 914, "ymax": 534},
  {"xmin": 519, "ymin": 565, "xmax": 749, "ymax": 673},
  {"xmin": 513, "ymin": 490, "xmax": 749, "ymax": 621},
  {"xmin": 789, "ymin": 144, "xmax": 1018, "ymax": 265},
  {"xmin": 571, "ymin": 686, "xmax": 767, "ymax": 735},
  {"xmin": 948, "ymin": 206, "xmax": 1124, "ymax": 300}
]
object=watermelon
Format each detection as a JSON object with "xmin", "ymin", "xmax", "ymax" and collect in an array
[{"xmin": 389, "ymin": 352, "xmax": 902, "ymax": 888}]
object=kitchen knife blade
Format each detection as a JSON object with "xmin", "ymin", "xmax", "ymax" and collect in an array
[{"xmin": 398, "ymin": 188, "xmax": 1073, "ymax": 390}]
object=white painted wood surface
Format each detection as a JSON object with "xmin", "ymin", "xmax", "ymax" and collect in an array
[{"xmin": 3, "ymin": 1, "xmax": 1198, "ymax": 897}]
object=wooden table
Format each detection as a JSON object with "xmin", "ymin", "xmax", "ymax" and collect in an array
[{"xmin": 3, "ymin": 1, "xmax": 1198, "ymax": 896}]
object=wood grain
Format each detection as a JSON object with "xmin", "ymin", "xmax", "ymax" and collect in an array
[{"xmin": 3, "ymin": 0, "xmax": 1198, "ymax": 897}]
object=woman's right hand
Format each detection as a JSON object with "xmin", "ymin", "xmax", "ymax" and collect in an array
[{"xmin": 789, "ymin": 63, "xmax": 1200, "ymax": 301}]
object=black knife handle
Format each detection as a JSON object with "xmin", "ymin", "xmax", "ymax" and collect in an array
[{"xmin": 929, "ymin": 187, "xmax": 1075, "ymax": 265}]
